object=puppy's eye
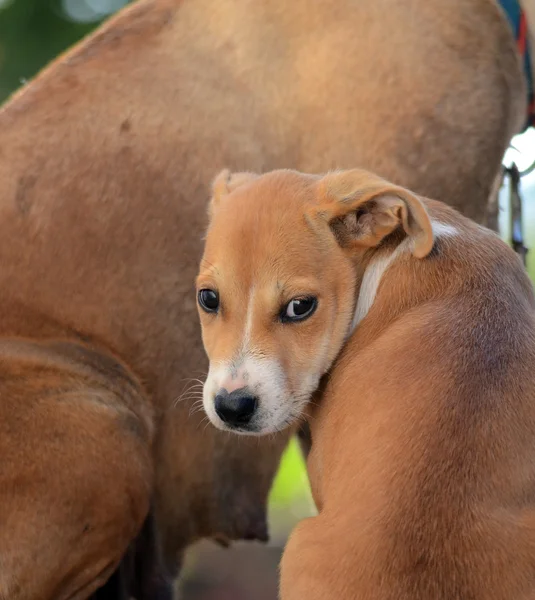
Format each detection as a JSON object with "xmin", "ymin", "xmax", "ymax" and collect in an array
[
  {"xmin": 198, "ymin": 289, "xmax": 220, "ymax": 313},
  {"xmin": 282, "ymin": 296, "xmax": 317, "ymax": 323}
]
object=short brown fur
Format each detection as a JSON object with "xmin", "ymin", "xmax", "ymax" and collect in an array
[
  {"xmin": 255, "ymin": 170, "xmax": 535, "ymax": 600},
  {"xmin": 0, "ymin": 0, "xmax": 531, "ymax": 595}
]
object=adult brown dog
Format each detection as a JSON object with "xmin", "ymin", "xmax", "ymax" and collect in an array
[{"xmin": 0, "ymin": 0, "xmax": 529, "ymax": 597}]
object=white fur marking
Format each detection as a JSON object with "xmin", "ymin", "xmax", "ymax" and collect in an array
[
  {"xmin": 242, "ymin": 286, "xmax": 256, "ymax": 350},
  {"xmin": 432, "ymin": 221, "xmax": 459, "ymax": 238},
  {"xmin": 203, "ymin": 356, "xmax": 290, "ymax": 435},
  {"xmin": 348, "ymin": 220, "xmax": 460, "ymax": 334},
  {"xmin": 349, "ymin": 239, "xmax": 411, "ymax": 333}
]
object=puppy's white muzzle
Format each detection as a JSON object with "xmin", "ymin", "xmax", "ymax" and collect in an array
[{"xmin": 202, "ymin": 356, "xmax": 299, "ymax": 435}]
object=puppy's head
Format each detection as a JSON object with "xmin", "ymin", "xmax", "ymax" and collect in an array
[{"xmin": 197, "ymin": 169, "xmax": 433, "ymax": 435}]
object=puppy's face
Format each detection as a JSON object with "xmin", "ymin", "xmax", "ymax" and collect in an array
[
  {"xmin": 197, "ymin": 169, "xmax": 433, "ymax": 435},
  {"xmin": 197, "ymin": 171, "xmax": 355, "ymax": 435}
]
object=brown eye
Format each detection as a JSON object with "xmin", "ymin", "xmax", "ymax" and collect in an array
[
  {"xmin": 198, "ymin": 289, "xmax": 219, "ymax": 313},
  {"xmin": 281, "ymin": 297, "xmax": 318, "ymax": 323}
]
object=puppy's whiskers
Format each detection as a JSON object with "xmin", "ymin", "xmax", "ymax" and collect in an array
[{"xmin": 173, "ymin": 380, "xmax": 207, "ymax": 408}]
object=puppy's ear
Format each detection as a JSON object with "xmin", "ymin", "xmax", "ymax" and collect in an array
[
  {"xmin": 312, "ymin": 169, "xmax": 433, "ymax": 258},
  {"xmin": 209, "ymin": 169, "xmax": 259, "ymax": 218}
]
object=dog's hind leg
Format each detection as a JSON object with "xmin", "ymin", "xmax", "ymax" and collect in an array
[
  {"xmin": 91, "ymin": 511, "xmax": 174, "ymax": 600},
  {"xmin": 0, "ymin": 344, "xmax": 155, "ymax": 600}
]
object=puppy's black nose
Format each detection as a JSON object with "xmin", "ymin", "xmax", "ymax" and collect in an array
[{"xmin": 214, "ymin": 388, "xmax": 258, "ymax": 427}]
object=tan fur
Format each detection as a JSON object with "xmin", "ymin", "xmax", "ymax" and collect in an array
[
  {"xmin": 279, "ymin": 172, "xmax": 535, "ymax": 599},
  {"xmin": 0, "ymin": 339, "xmax": 154, "ymax": 599},
  {"xmin": 198, "ymin": 168, "xmax": 535, "ymax": 598},
  {"xmin": 317, "ymin": 171, "xmax": 434, "ymax": 257},
  {"xmin": 0, "ymin": 0, "xmax": 531, "ymax": 595}
]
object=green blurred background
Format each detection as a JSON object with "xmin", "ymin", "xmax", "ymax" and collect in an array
[
  {"xmin": 0, "ymin": 0, "xmax": 127, "ymax": 102},
  {"xmin": 1, "ymin": 1, "xmax": 533, "ymax": 598}
]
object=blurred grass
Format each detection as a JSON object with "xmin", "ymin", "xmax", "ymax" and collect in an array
[{"xmin": 269, "ymin": 438, "xmax": 308, "ymax": 506}]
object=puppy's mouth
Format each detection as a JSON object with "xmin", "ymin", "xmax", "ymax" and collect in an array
[{"xmin": 225, "ymin": 422, "xmax": 265, "ymax": 436}]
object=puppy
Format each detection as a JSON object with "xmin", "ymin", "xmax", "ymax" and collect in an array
[{"xmin": 198, "ymin": 168, "xmax": 535, "ymax": 599}]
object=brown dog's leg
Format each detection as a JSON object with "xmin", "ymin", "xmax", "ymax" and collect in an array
[
  {"xmin": 128, "ymin": 510, "xmax": 175, "ymax": 600},
  {"xmin": 0, "ymin": 340, "xmax": 155, "ymax": 600},
  {"xmin": 91, "ymin": 511, "xmax": 174, "ymax": 600}
]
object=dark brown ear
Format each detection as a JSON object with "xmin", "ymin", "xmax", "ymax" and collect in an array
[
  {"xmin": 312, "ymin": 169, "xmax": 433, "ymax": 258},
  {"xmin": 209, "ymin": 169, "xmax": 259, "ymax": 218}
]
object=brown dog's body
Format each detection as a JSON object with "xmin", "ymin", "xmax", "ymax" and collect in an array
[
  {"xmin": 0, "ymin": 0, "xmax": 531, "ymax": 596},
  {"xmin": 0, "ymin": 339, "xmax": 154, "ymax": 599},
  {"xmin": 197, "ymin": 168, "xmax": 535, "ymax": 599},
  {"xmin": 280, "ymin": 184, "xmax": 535, "ymax": 600}
]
